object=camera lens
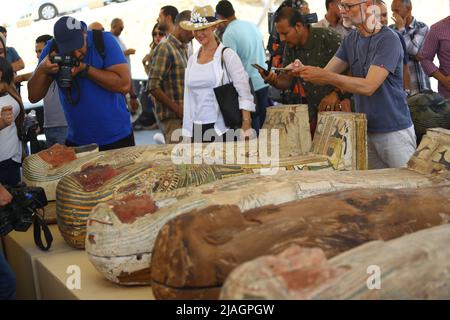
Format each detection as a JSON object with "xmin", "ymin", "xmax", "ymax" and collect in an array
[{"xmin": 58, "ymin": 66, "xmax": 73, "ymax": 88}]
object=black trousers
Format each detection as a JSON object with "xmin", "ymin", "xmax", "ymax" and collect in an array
[
  {"xmin": 0, "ymin": 159, "xmax": 21, "ymax": 186},
  {"xmin": 66, "ymin": 132, "xmax": 135, "ymax": 152},
  {"xmin": 191, "ymin": 123, "xmax": 239, "ymax": 144}
]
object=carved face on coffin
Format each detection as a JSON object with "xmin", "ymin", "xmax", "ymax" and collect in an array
[
  {"xmin": 221, "ymin": 246, "xmax": 350, "ymax": 300},
  {"xmin": 150, "ymin": 186, "xmax": 450, "ymax": 299}
]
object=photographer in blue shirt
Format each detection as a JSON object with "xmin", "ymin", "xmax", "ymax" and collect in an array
[{"xmin": 28, "ymin": 16, "xmax": 134, "ymax": 151}]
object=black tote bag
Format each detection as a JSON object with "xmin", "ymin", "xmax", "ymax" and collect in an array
[{"xmin": 213, "ymin": 47, "xmax": 242, "ymax": 129}]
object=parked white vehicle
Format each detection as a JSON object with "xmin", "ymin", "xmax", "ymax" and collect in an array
[{"xmin": 20, "ymin": 0, "xmax": 88, "ymax": 21}]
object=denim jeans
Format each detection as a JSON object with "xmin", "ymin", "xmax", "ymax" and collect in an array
[
  {"xmin": 0, "ymin": 251, "xmax": 16, "ymax": 300},
  {"xmin": 45, "ymin": 126, "xmax": 68, "ymax": 148},
  {"xmin": 252, "ymin": 86, "xmax": 271, "ymax": 135}
]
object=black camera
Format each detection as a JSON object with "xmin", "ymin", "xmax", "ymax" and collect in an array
[
  {"xmin": 0, "ymin": 185, "xmax": 48, "ymax": 237},
  {"xmin": 51, "ymin": 54, "xmax": 80, "ymax": 88},
  {"xmin": 300, "ymin": 13, "xmax": 318, "ymax": 25}
]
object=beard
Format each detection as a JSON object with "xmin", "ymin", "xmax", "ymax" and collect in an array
[{"xmin": 342, "ymin": 17, "xmax": 353, "ymax": 28}]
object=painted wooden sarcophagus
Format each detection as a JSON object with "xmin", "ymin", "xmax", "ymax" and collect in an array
[
  {"xmin": 220, "ymin": 224, "xmax": 450, "ymax": 300},
  {"xmin": 86, "ymin": 129, "xmax": 450, "ymax": 286},
  {"xmin": 23, "ymin": 105, "xmax": 314, "ymax": 201},
  {"xmin": 151, "ymin": 186, "xmax": 450, "ymax": 300},
  {"xmin": 57, "ymin": 111, "xmax": 368, "ymax": 249}
]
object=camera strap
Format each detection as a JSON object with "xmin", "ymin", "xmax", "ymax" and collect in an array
[{"xmin": 33, "ymin": 214, "xmax": 53, "ymax": 251}]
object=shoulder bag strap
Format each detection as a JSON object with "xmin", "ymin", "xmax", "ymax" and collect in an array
[{"xmin": 220, "ymin": 47, "xmax": 233, "ymax": 85}]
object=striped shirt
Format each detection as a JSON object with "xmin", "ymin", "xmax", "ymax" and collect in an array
[
  {"xmin": 420, "ymin": 16, "xmax": 450, "ymax": 99},
  {"xmin": 390, "ymin": 17, "xmax": 430, "ymax": 95},
  {"xmin": 148, "ymin": 35, "xmax": 188, "ymax": 121}
]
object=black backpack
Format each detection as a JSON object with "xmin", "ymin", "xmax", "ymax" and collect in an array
[{"xmin": 408, "ymin": 90, "xmax": 450, "ymax": 144}]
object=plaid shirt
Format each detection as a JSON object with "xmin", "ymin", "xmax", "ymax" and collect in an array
[
  {"xmin": 420, "ymin": 16, "xmax": 450, "ymax": 99},
  {"xmin": 391, "ymin": 18, "xmax": 430, "ymax": 95},
  {"xmin": 148, "ymin": 35, "xmax": 188, "ymax": 121}
]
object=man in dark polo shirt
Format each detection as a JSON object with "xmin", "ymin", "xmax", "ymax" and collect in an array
[{"xmin": 258, "ymin": 7, "xmax": 343, "ymax": 135}]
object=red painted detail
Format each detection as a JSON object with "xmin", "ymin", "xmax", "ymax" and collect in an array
[
  {"xmin": 73, "ymin": 164, "xmax": 121, "ymax": 192},
  {"xmin": 112, "ymin": 194, "xmax": 159, "ymax": 224},
  {"xmin": 37, "ymin": 144, "xmax": 77, "ymax": 168}
]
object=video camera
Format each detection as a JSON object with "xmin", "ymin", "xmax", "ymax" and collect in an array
[
  {"xmin": 51, "ymin": 54, "xmax": 80, "ymax": 88},
  {"xmin": 0, "ymin": 184, "xmax": 53, "ymax": 251},
  {"xmin": 0, "ymin": 184, "xmax": 47, "ymax": 236}
]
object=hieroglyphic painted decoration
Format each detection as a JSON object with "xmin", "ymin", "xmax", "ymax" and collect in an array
[
  {"xmin": 22, "ymin": 105, "xmax": 312, "ymax": 201},
  {"xmin": 312, "ymin": 112, "xmax": 367, "ymax": 171},
  {"xmin": 57, "ymin": 111, "xmax": 368, "ymax": 249},
  {"xmin": 58, "ymin": 155, "xmax": 335, "ymax": 249},
  {"xmin": 262, "ymin": 105, "xmax": 312, "ymax": 157},
  {"xmin": 408, "ymin": 128, "xmax": 450, "ymax": 178},
  {"xmin": 86, "ymin": 129, "xmax": 450, "ymax": 287},
  {"xmin": 22, "ymin": 144, "xmax": 173, "ymax": 201}
]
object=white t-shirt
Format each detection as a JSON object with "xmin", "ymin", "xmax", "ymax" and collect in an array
[
  {"xmin": 186, "ymin": 59, "xmax": 218, "ymax": 125},
  {"xmin": 114, "ymin": 35, "xmax": 130, "ymax": 66},
  {"xmin": 0, "ymin": 93, "xmax": 22, "ymax": 163}
]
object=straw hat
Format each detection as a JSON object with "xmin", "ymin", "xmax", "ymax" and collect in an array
[{"xmin": 180, "ymin": 5, "xmax": 226, "ymax": 31}]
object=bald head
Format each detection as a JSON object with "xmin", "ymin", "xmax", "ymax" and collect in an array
[
  {"xmin": 88, "ymin": 22, "xmax": 104, "ymax": 31},
  {"xmin": 391, "ymin": 0, "xmax": 413, "ymax": 20},
  {"xmin": 110, "ymin": 18, "xmax": 124, "ymax": 36}
]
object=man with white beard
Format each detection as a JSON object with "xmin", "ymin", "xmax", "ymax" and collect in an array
[{"xmin": 290, "ymin": 0, "xmax": 416, "ymax": 169}]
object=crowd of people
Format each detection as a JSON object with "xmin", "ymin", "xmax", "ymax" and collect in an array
[
  {"xmin": 1, "ymin": 0, "xmax": 450, "ymax": 299},
  {"xmin": 0, "ymin": 0, "xmax": 448, "ymax": 172}
]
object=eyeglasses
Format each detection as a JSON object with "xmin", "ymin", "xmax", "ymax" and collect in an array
[
  {"xmin": 338, "ymin": 1, "xmax": 368, "ymax": 11},
  {"xmin": 152, "ymin": 32, "xmax": 165, "ymax": 37}
]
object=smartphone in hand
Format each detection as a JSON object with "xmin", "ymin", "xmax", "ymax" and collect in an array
[
  {"xmin": 271, "ymin": 67, "xmax": 293, "ymax": 73},
  {"xmin": 251, "ymin": 63, "xmax": 270, "ymax": 76}
]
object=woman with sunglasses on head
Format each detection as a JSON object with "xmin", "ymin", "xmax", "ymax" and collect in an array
[
  {"xmin": 180, "ymin": 5, "xmax": 255, "ymax": 143},
  {"xmin": 142, "ymin": 23, "xmax": 167, "ymax": 75},
  {"xmin": 137, "ymin": 23, "xmax": 167, "ymax": 131}
]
